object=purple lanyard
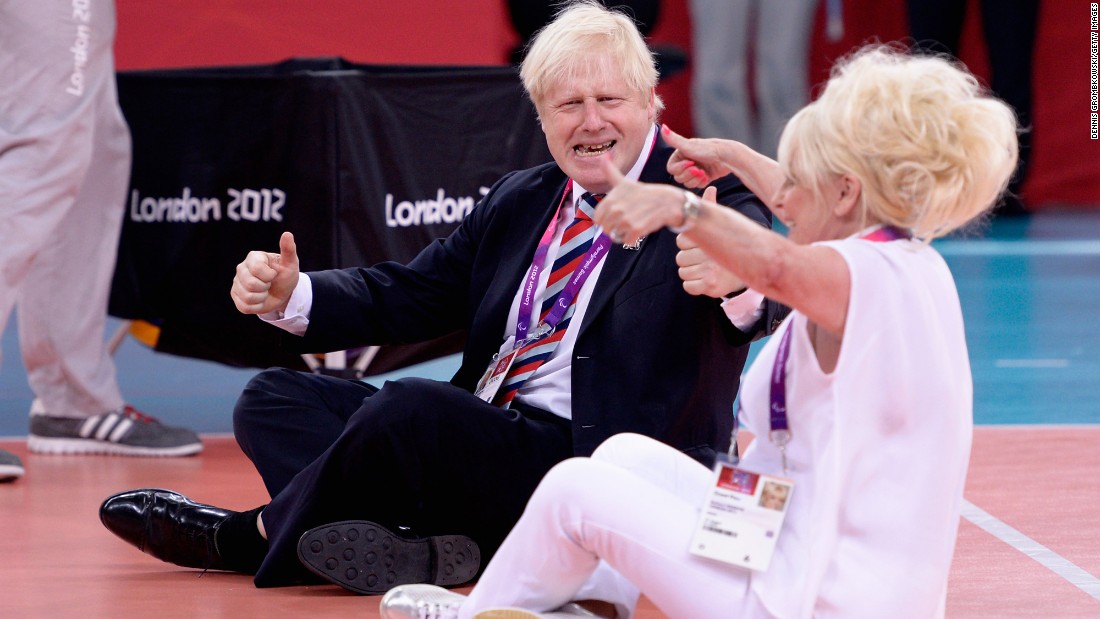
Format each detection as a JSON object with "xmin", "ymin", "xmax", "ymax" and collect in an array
[
  {"xmin": 732, "ymin": 225, "xmax": 912, "ymax": 469},
  {"xmin": 514, "ymin": 127, "xmax": 656, "ymax": 346},
  {"xmin": 859, "ymin": 225, "xmax": 910, "ymax": 243},
  {"xmin": 514, "ymin": 181, "xmax": 612, "ymax": 346}
]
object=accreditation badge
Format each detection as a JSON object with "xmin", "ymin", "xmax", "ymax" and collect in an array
[
  {"xmin": 473, "ymin": 343, "xmax": 519, "ymax": 403},
  {"xmin": 689, "ymin": 459, "xmax": 794, "ymax": 571}
]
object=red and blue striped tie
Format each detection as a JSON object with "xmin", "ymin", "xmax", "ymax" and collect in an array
[{"xmin": 494, "ymin": 192, "xmax": 603, "ymax": 407}]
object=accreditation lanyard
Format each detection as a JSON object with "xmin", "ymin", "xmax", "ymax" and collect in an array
[
  {"xmin": 731, "ymin": 224, "xmax": 912, "ymax": 473},
  {"xmin": 513, "ymin": 180, "xmax": 612, "ymax": 347}
]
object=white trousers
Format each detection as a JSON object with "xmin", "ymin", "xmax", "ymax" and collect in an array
[
  {"xmin": 461, "ymin": 433, "xmax": 768, "ymax": 619},
  {"xmin": 689, "ymin": 0, "xmax": 819, "ymax": 157},
  {"xmin": 0, "ymin": 0, "xmax": 130, "ymax": 417}
]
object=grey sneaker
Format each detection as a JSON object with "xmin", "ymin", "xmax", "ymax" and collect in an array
[
  {"xmin": 28, "ymin": 405, "xmax": 203, "ymax": 457},
  {"xmin": 0, "ymin": 448, "xmax": 24, "ymax": 482}
]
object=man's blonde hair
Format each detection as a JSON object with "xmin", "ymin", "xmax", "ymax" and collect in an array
[{"xmin": 519, "ymin": 1, "xmax": 664, "ymax": 115}]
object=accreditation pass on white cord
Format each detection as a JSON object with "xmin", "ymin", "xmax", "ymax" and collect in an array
[{"xmin": 689, "ymin": 459, "xmax": 794, "ymax": 571}]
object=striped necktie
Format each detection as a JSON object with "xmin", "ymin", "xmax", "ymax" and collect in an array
[{"xmin": 494, "ymin": 192, "xmax": 603, "ymax": 407}]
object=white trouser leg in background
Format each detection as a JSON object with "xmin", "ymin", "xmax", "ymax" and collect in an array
[
  {"xmin": 461, "ymin": 434, "xmax": 757, "ymax": 619},
  {"xmin": 689, "ymin": 0, "xmax": 752, "ymax": 142},
  {"xmin": 753, "ymin": 0, "xmax": 818, "ymax": 158},
  {"xmin": 688, "ymin": 0, "xmax": 818, "ymax": 157},
  {"xmin": 0, "ymin": 0, "xmax": 129, "ymax": 417}
]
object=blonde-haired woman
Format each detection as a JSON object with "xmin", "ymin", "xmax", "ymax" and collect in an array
[{"xmin": 380, "ymin": 45, "xmax": 1018, "ymax": 619}]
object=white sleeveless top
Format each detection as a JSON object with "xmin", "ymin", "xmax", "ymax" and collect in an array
[{"xmin": 738, "ymin": 236, "xmax": 972, "ymax": 619}]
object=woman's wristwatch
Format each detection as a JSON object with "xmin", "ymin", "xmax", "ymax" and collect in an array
[{"xmin": 670, "ymin": 190, "xmax": 702, "ymax": 233}]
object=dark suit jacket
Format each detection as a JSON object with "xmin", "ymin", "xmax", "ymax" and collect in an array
[{"xmin": 297, "ymin": 134, "xmax": 776, "ymax": 464}]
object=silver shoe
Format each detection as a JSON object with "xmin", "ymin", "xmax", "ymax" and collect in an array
[{"xmin": 380, "ymin": 584, "xmax": 466, "ymax": 619}]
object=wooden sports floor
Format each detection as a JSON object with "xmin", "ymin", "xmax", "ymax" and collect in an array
[{"xmin": 2, "ymin": 210, "xmax": 1099, "ymax": 617}]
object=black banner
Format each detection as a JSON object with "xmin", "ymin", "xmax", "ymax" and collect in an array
[{"xmin": 110, "ymin": 58, "xmax": 551, "ymax": 371}]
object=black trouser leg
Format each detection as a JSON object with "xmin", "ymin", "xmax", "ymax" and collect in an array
[
  {"xmin": 234, "ymin": 368, "xmax": 379, "ymax": 497},
  {"xmin": 252, "ymin": 377, "xmax": 572, "ymax": 587}
]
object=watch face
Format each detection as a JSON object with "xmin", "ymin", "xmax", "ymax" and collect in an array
[
  {"xmin": 684, "ymin": 191, "xmax": 702, "ymax": 221},
  {"xmin": 671, "ymin": 191, "xmax": 702, "ymax": 233},
  {"xmin": 686, "ymin": 192, "xmax": 701, "ymax": 217}
]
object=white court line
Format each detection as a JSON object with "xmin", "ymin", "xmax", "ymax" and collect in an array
[
  {"xmin": 961, "ymin": 500, "xmax": 1100, "ymax": 600},
  {"xmin": 935, "ymin": 240, "xmax": 1100, "ymax": 256}
]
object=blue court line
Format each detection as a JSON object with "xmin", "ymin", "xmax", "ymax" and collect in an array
[{"xmin": 961, "ymin": 500, "xmax": 1100, "ymax": 601}]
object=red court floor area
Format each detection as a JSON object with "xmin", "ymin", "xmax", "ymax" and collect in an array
[{"xmin": 4, "ymin": 427, "xmax": 1099, "ymax": 617}]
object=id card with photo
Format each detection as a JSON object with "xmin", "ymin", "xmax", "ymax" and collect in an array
[
  {"xmin": 689, "ymin": 461, "xmax": 794, "ymax": 571},
  {"xmin": 473, "ymin": 348, "xmax": 518, "ymax": 403}
]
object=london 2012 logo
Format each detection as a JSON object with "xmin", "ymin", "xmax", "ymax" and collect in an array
[
  {"xmin": 384, "ymin": 187, "xmax": 491, "ymax": 228},
  {"xmin": 129, "ymin": 187, "xmax": 287, "ymax": 223}
]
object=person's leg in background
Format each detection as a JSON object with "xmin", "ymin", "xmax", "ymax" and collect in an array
[
  {"xmin": 980, "ymin": 0, "xmax": 1039, "ymax": 209},
  {"xmin": 18, "ymin": 0, "xmax": 129, "ymax": 424},
  {"xmin": 908, "ymin": 0, "xmax": 1034, "ymax": 213},
  {"xmin": 754, "ymin": 0, "xmax": 818, "ymax": 159},
  {"xmin": 906, "ymin": 0, "xmax": 966, "ymax": 56},
  {"xmin": 0, "ymin": 1, "xmax": 103, "ymax": 480},
  {"xmin": 0, "ymin": 0, "xmax": 200, "ymax": 463},
  {"xmin": 689, "ymin": 0, "xmax": 754, "ymax": 144}
]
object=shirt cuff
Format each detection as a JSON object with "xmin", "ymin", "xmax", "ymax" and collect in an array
[
  {"xmin": 258, "ymin": 273, "xmax": 313, "ymax": 336},
  {"xmin": 721, "ymin": 288, "xmax": 766, "ymax": 331}
]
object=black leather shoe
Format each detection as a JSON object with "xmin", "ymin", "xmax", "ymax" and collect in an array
[
  {"xmin": 297, "ymin": 520, "xmax": 480, "ymax": 594},
  {"xmin": 99, "ymin": 488, "xmax": 233, "ymax": 571}
]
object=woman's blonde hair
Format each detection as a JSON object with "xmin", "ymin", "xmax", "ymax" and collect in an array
[
  {"xmin": 519, "ymin": 1, "xmax": 663, "ymax": 115},
  {"xmin": 778, "ymin": 45, "xmax": 1019, "ymax": 240}
]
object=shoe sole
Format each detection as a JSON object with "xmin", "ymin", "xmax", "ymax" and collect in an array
[
  {"xmin": 27, "ymin": 436, "xmax": 203, "ymax": 457},
  {"xmin": 297, "ymin": 520, "xmax": 480, "ymax": 595}
]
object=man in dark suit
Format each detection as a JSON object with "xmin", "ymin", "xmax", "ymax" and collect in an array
[{"xmin": 99, "ymin": 0, "xmax": 781, "ymax": 599}]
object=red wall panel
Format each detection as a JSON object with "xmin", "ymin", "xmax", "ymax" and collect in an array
[{"xmin": 115, "ymin": 0, "xmax": 1099, "ymax": 209}]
